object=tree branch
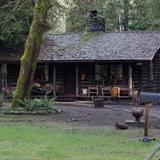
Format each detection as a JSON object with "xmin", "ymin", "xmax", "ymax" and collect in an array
[{"xmin": 0, "ymin": 0, "xmax": 17, "ymax": 9}]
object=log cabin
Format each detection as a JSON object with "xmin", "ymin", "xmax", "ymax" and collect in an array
[
  {"xmin": 0, "ymin": 31, "xmax": 160, "ymax": 100},
  {"xmin": 0, "ymin": 11, "xmax": 160, "ymax": 100}
]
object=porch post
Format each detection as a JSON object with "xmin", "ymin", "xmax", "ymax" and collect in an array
[
  {"xmin": 53, "ymin": 65, "xmax": 56, "ymax": 96},
  {"xmin": 128, "ymin": 64, "xmax": 133, "ymax": 96},
  {"xmin": 76, "ymin": 64, "xmax": 79, "ymax": 96}
]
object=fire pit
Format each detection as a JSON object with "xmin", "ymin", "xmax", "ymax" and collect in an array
[
  {"xmin": 125, "ymin": 107, "xmax": 144, "ymax": 128},
  {"xmin": 131, "ymin": 108, "xmax": 144, "ymax": 122}
]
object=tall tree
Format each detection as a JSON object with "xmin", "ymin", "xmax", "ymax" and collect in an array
[
  {"xmin": 123, "ymin": 0, "xmax": 129, "ymax": 31},
  {"xmin": 105, "ymin": 0, "xmax": 122, "ymax": 31},
  {"xmin": 0, "ymin": 0, "xmax": 33, "ymax": 51},
  {"xmin": 129, "ymin": 0, "xmax": 151, "ymax": 30},
  {"xmin": 150, "ymin": 0, "xmax": 160, "ymax": 30},
  {"xmin": 12, "ymin": 0, "xmax": 51, "ymax": 107},
  {"xmin": 66, "ymin": 0, "xmax": 121, "ymax": 32}
]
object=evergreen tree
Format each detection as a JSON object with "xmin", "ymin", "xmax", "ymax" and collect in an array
[{"xmin": 0, "ymin": 0, "xmax": 33, "ymax": 51}]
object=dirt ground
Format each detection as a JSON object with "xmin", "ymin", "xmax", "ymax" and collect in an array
[
  {"xmin": 3, "ymin": 103, "xmax": 159, "ymax": 129},
  {"xmin": 51, "ymin": 104, "xmax": 160, "ymax": 128}
]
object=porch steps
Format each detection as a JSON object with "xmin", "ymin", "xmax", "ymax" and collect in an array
[{"xmin": 55, "ymin": 96, "xmax": 76, "ymax": 102}]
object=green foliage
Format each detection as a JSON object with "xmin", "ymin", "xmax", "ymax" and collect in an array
[
  {"xmin": 0, "ymin": 0, "xmax": 67, "ymax": 48},
  {"xmin": 17, "ymin": 98, "xmax": 38, "ymax": 112},
  {"xmin": 35, "ymin": 96, "xmax": 59, "ymax": 113},
  {"xmin": 66, "ymin": 0, "xmax": 160, "ymax": 32},
  {"xmin": 0, "ymin": 0, "xmax": 33, "ymax": 50},
  {"xmin": 150, "ymin": 0, "xmax": 160, "ymax": 30},
  {"xmin": 37, "ymin": 96, "xmax": 56, "ymax": 110},
  {"xmin": 66, "ymin": 0, "xmax": 127, "ymax": 32},
  {"xmin": 129, "ymin": 0, "xmax": 151, "ymax": 30},
  {"xmin": 17, "ymin": 96, "xmax": 58, "ymax": 113},
  {"xmin": 66, "ymin": 0, "xmax": 107, "ymax": 32},
  {"xmin": 47, "ymin": 0, "xmax": 67, "ymax": 33}
]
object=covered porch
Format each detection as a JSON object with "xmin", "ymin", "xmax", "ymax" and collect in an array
[
  {"xmin": 1, "ymin": 59, "xmax": 153, "ymax": 100},
  {"xmin": 31, "ymin": 61, "xmax": 142, "ymax": 99}
]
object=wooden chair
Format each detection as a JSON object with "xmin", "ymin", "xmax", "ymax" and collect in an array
[
  {"xmin": 101, "ymin": 86, "xmax": 111, "ymax": 97},
  {"xmin": 88, "ymin": 86, "xmax": 99, "ymax": 96}
]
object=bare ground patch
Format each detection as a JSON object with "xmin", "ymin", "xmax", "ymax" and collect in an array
[{"xmin": 0, "ymin": 103, "xmax": 159, "ymax": 129}]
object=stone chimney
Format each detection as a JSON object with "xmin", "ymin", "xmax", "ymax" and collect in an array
[{"xmin": 87, "ymin": 10, "xmax": 105, "ymax": 32}]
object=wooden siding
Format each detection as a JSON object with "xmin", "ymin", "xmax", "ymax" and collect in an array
[
  {"xmin": 6, "ymin": 58, "xmax": 160, "ymax": 97},
  {"xmin": 48, "ymin": 64, "xmax": 54, "ymax": 83},
  {"xmin": 133, "ymin": 63, "xmax": 143, "ymax": 90},
  {"xmin": 7, "ymin": 64, "xmax": 20, "ymax": 87},
  {"xmin": 132, "ymin": 62, "xmax": 154, "ymax": 92},
  {"xmin": 141, "ymin": 62, "xmax": 150, "ymax": 90},
  {"xmin": 7, "ymin": 63, "xmax": 53, "ymax": 87},
  {"xmin": 132, "ymin": 57, "xmax": 160, "ymax": 92},
  {"xmin": 153, "ymin": 51, "xmax": 160, "ymax": 92},
  {"xmin": 55, "ymin": 64, "xmax": 64, "ymax": 95}
]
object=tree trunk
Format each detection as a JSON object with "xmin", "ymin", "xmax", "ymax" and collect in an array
[
  {"xmin": 124, "ymin": 0, "xmax": 129, "ymax": 31},
  {"xmin": 12, "ymin": 0, "xmax": 51, "ymax": 107}
]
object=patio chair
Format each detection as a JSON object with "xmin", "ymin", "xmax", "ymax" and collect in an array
[
  {"xmin": 88, "ymin": 86, "xmax": 99, "ymax": 96},
  {"xmin": 101, "ymin": 86, "xmax": 111, "ymax": 97}
]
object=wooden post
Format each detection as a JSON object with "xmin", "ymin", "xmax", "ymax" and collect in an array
[
  {"xmin": 144, "ymin": 103, "xmax": 152, "ymax": 137},
  {"xmin": 128, "ymin": 64, "xmax": 133, "ymax": 96},
  {"xmin": 76, "ymin": 64, "xmax": 79, "ymax": 96},
  {"xmin": 53, "ymin": 65, "xmax": 56, "ymax": 96}
]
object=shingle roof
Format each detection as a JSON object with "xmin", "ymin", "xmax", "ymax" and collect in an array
[
  {"xmin": 1, "ymin": 32, "xmax": 160, "ymax": 62},
  {"xmin": 39, "ymin": 32, "xmax": 160, "ymax": 61}
]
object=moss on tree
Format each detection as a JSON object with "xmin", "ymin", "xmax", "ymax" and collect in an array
[{"xmin": 12, "ymin": 0, "xmax": 51, "ymax": 107}]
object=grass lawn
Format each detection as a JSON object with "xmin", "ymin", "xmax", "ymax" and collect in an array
[{"xmin": 0, "ymin": 122, "xmax": 159, "ymax": 160}]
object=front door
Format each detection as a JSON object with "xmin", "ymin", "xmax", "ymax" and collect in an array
[{"xmin": 64, "ymin": 64, "xmax": 76, "ymax": 95}]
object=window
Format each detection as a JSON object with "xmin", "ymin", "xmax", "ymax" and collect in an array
[{"xmin": 95, "ymin": 64, "xmax": 108, "ymax": 84}]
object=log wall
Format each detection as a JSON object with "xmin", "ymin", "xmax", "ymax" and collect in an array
[
  {"xmin": 7, "ymin": 64, "xmax": 20, "ymax": 87},
  {"xmin": 132, "ymin": 62, "xmax": 152, "ymax": 92},
  {"xmin": 131, "ymin": 51, "xmax": 160, "ymax": 93},
  {"xmin": 141, "ymin": 62, "xmax": 150, "ymax": 90},
  {"xmin": 153, "ymin": 50, "xmax": 160, "ymax": 92},
  {"xmin": 55, "ymin": 64, "xmax": 64, "ymax": 95},
  {"xmin": 7, "ymin": 58, "xmax": 160, "ymax": 96}
]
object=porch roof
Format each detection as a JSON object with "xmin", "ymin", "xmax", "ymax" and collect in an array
[{"xmin": 1, "ymin": 31, "xmax": 160, "ymax": 62}]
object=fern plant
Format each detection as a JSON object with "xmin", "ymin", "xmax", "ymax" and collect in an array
[
  {"xmin": 38, "ymin": 96, "xmax": 58, "ymax": 113},
  {"xmin": 17, "ymin": 97, "xmax": 58, "ymax": 113},
  {"xmin": 17, "ymin": 98, "xmax": 38, "ymax": 112}
]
